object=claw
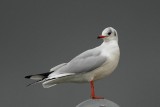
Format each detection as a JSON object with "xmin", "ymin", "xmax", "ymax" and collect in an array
[{"xmin": 91, "ymin": 96, "xmax": 104, "ymax": 99}]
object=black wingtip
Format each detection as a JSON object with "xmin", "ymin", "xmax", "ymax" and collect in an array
[
  {"xmin": 26, "ymin": 80, "xmax": 42, "ymax": 87},
  {"xmin": 25, "ymin": 75, "xmax": 32, "ymax": 79},
  {"xmin": 26, "ymin": 82, "xmax": 34, "ymax": 87}
]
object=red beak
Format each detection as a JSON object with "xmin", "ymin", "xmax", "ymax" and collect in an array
[{"xmin": 97, "ymin": 35, "xmax": 106, "ymax": 39}]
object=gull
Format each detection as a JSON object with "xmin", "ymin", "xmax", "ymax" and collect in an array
[{"xmin": 25, "ymin": 27, "xmax": 120, "ymax": 99}]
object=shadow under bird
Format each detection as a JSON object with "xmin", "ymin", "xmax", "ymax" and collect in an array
[{"xmin": 25, "ymin": 27, "xmax": 120, "ymax": 99}]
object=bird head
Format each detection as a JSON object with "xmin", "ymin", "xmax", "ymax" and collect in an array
[{"xmin": 97, "ymin": 27, "xmax": 118, "ymax": 42}]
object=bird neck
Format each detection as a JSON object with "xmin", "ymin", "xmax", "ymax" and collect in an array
[{"xmin": 101, "ymin": 40, "xmax": 118, "ymax": 47}]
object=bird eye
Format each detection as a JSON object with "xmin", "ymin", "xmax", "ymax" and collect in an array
[{"xmin": 108, "ymin": 32, "xmax": 112, "ymax": 35}]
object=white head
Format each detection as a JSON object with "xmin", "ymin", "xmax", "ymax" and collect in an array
[{"xmin": 97, "ymin": 27, "xmax": 118, "ymax": 42}]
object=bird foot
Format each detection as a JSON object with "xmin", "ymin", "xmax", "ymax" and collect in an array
[{"xmin": 91, "ymin": 96, "xmax": 104, "ymax": 99}]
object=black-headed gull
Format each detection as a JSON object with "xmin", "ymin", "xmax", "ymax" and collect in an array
[{"xmin": 25, "ymin": 27, "xmax": 120, "ymax": 99}]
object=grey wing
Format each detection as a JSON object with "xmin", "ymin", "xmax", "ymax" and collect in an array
[
  {"xmin": 48, "ymin": 48, "xmax": 106, "ymax": 78},
  {"xmin": 66, "ymin": 54, "xmax": 106, "ymax": 74}
]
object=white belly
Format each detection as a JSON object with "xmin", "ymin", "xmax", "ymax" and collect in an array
[
  {"xmin": 86, "ymin": 54, "xmax": 119, "ymax": 81},
  {"xmin": 91, "ymin": 56, "xmax": 119, "ymax": 80},
  {"xmin": 70, "ymin": 50, "xmax": 120, "ymax": 83}
]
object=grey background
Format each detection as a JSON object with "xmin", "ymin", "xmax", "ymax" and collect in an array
[{"xmin": 0, "ymin": 0, "xmax": 160, "ymax": 107}]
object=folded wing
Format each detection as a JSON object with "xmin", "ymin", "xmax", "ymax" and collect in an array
[{"xmin": 48, "ymin": 48, "xmax": 107, "ymax": 79}]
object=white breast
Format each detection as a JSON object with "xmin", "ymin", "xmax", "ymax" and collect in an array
[{"xmin": 84, "ymin": 41, "xmax": 120, "ymax": 81}]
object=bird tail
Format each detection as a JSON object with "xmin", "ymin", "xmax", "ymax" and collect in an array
[
  {"xmin": 25, "ymin": 72, "xmax": 52, "ymax": 87},
  {"xmin": 25, "ymin": 72, "xmax": 51, "ymax": 80}
]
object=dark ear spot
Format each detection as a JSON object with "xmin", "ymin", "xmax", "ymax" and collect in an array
[{"xmin": 114, "ymin": 31, "xmax": 116, "ymax": 36}]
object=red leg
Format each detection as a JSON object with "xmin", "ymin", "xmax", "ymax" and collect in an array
[{"xmin": 90, "ymin": 80, "xmax": 104, "ymax": 99}]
